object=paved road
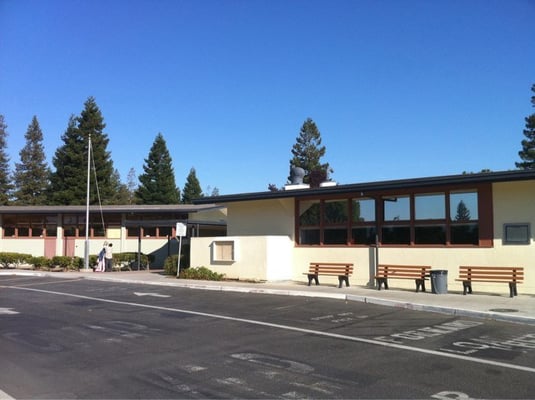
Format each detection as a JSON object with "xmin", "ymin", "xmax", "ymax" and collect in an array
[{"xmin": 1, "ymin": 275, "xmax": 535, "ymax": 399}]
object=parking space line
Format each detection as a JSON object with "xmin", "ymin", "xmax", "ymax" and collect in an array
[{"xmin": 6, "ymin": 284, "xmax": 535, "ymax": 374}]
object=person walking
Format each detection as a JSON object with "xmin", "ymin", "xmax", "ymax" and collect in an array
[{"xmin": 105, "ymin": 242, "xmax": 113, "ymax": 272}]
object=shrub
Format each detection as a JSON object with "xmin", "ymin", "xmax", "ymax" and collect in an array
[
  {"xmin": 163, "ymin": 254, "xmax": 185, "ymax": 276},
  {"xmin": 0, "ymin": 252, "xmax": 33, "ymax": 268},
  {"xmin": 179, "ymin": 266, "xmax": 225, "ymax": 281},
  {"xmin": 51, "ymin": 256, "xmax": 82, "ymax": 270},
  {"xmin": 30, "ymin": 256, "xmax": 52, "ymax": 269}
]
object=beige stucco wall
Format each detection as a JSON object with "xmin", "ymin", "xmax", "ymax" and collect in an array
[
  {"xmin": 226, "ymin": 198, "xmax": 295, "ymax": 237},
  {"xmin": 190, "ymin": 235, "xmax": 294, "ymax": 281}
]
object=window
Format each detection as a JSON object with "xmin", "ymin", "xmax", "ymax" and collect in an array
[
  {"xmin": 323, "ymin": 200, "xmax": 348, "ymax": 244},
  {"xmin": 212, "ymin": 240, "xmax": 236, "ymax": 262},
  {"xmin": 299, "ymin": 200, "xmax": 320, "ymax": 245},
  {"xmin": 414, "ymin": 193, "xmax": 446, "ymax": 244},
  {"xmin": 503, "ymin": 223, "xmax": 530, "ymax": 245},
  {"xmin": 352, "ymin": 198, "xmax": 376, "ymax": 245},
  {"xmin": 295, "ymin": 186, "xmax": 488, "ymax": 247},
  {"xmin": 450, "ymin": 191, "xmax": 478, "ymax": 245}
]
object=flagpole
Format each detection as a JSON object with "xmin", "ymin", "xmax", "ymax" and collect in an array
[{"xmin": 84, "ymin": 134, "xmax": 91, "ymax": 270}]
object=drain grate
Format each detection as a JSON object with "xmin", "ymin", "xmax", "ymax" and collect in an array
[{"xmin": 489, "ymin": 308, "xmax": 518, "ymax": 313}]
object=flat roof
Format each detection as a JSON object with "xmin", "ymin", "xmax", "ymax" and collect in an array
[
  {"xmin": 193, "ymin": 169, "xmax": 535, "ymax": 204},
  {"xmin": 0, "ymin": 204, "xmax": 221, "ymax": 214}
]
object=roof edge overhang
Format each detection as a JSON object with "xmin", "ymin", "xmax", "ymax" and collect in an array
[
  {"xmin": 0, "ymin": 204, "xmax": 222, "ymax": 214},
  {"xmin": 193, "ymin": 169, "xmax": 535, "ymax": 205}
]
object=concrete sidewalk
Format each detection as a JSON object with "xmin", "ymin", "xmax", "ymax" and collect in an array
[{"xmin": 2, "ymin": 269, "xmax": 534, "ymax": 326}]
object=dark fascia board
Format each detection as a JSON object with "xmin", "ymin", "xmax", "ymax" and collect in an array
[
  {"xmin": 193, "ymin": 169, "xmax": 535, "ymax": 205},
  {"xmin": 0, "ymin": 204, "xmax": 221, "ymax": 214}
]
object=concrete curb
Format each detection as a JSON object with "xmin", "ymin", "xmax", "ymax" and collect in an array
[{"xmin": 2, "ymin": 271, "xmax": 534, "ymax": 326}]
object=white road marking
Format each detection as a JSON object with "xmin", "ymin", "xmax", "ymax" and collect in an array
[
  {"xmin": 133, "ymin": 292, "xmax": 171, "ymax": 298},
  {"xmin": 5, "ymin": 285, "xmax": 535, "ymax": 374},
  {"xmin": 0, "ymin": 308, "xmax": 19, "ymax": 315}
]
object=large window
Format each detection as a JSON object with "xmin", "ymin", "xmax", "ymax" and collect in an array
[
  {"xmin": 352, "ymin": 198, "xmax": 376, "ymax": 245},
  {"xmin": 296, "ymin": 187, "xmax": 486, "ymax": 247},
  {"xmin": 2, "ymin": 214, "xmax": 56, "ymax": 238}
]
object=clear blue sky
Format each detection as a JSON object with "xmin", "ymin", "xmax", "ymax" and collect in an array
[{"xmin": 1, "ymin": 0, "xmax": 534, "ymax": 195}]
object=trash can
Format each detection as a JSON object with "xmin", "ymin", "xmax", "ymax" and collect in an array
[{"xmin": 430, "ymin": 270, "xmax": 448, "ymax": 294}]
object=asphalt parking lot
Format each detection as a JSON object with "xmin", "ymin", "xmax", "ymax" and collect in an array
[{"xmin": 1, "ymin": 275, "xmax": 535, "ymax": 399}]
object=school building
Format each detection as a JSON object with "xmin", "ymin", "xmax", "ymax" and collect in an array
[{"xmin": 191, "ymin": 169, "xmax": 535, "ymax": 295}]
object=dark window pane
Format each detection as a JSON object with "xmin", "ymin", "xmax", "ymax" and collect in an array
[
  {"xmin": 159, "ymin": 226, "xmax": 172, "ymax": 237},
  {"xmin": 18, "ymin": 227, "xmax": 29, "ymax": 237},
  {"xmin": 4, "ymin": 227, "xmax": 15, "ymax": 237},
  {"xmin": 143, "ymin": 227, "xmax": 157, "ymax": 237},
  {"xmin": 352, "ymin": 227, "xmax": 377, "ymax": 245},
  {"xmin": 382, "ymin": 226, "xmax": 410, "ymax": 244},
  {"xmin": 64, "ymin": 227, "xmax": 77, "ymax": 237},
  {"xmin": 415, "ymin": 225, "xmax": 446, "ymax": 244},
  {"xmin": 451, "ymin": 224, "xmax": 479, "ymax": 245},
  {"xmin": 324, "ymin": 228, "xmax": 347, "ymax": 244},
  {"xmin": 300, "ymin": 229, "xmax": 320, "ymax": 245}
]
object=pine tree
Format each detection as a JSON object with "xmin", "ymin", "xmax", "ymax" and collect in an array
[
  {"xmin": 0, "ymin": 115, "xmax": 12, "ymax": 205},
  {"xmin": 126, "ymin": 167, "xmax": 137, "ymax": 204},
  {"xmin": 49, "ymin": 97, "xmax": 118, "ymax": 205},
  {"xmin": 289, "ymin": 118, "xmax": 332, "ymax": 185},
  {"xmin": 516, "ymin": 84, "xmax": 535, "ymax": 170},
  {"xmin": 136, "ymin": 133, "xmax": 180, "ymax": 204},
  {"xmin": 12, "ymin": 116, "xmax": 50, "ymax": 205},
  {"xmin": 182, "ymin": 167, "xmax": 203, "ymax": 204},
  {"xmin": 454, "ymin": 200, "xmax": 471, "ymax": 222}
]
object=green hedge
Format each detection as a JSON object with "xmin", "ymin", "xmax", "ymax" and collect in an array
[{"xmin": 0, "ymin": 252, "xmax": 33, "ymax": 268}]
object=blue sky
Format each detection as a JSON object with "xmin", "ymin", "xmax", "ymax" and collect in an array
[{"xmin": 1, "ymin": 0, "xmax": 534, "ymax": 195}]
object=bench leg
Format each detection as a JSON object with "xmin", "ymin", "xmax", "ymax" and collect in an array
[
  {"xmin": 338, "ymin": 275, "xmax": 349, "ymax": 288},
  {"xmin": 462, "ymin": 281, "xmax": 472, "ymax": 295},
  {"xmin": 415, "ymin": 278, "xmax": 425, "ymax": 293},
  {"xmin": 376, "ymin": 278, "xmax": 388, "ymax": 290},
  {"xmin": 509, "ymin": 282, "xmax": 518, "ymax": 298},
  {"xmin": 307, "ymin": 274, "xmax": 320, "ymax": 286}
]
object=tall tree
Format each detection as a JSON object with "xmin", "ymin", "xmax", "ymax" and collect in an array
[
  {"xmin": 516, "ymin": 84, "xmax": 535, "ymax": 170},
  {"xmin": 136, "ymin": 133, "xmax": 180, "ymax": 204},
  {"xmin": 182, "ymin": 167, "xmax": 203, "ymax": 204},
  {"xmin": 289, "ymin": 118, "xmax": 332, "ymax": 185},
  {"xmin": 126, "ymin": 167, "xmax": 138, "ymax": 204},
  {"xmin": 12, "ymin": 116, "xmax": 50, "ymax": 205},
  {"xmin": 49, "ymin": 97, "xmax": 118, "ymax": 205},
  {"xmin": 0, "ymin": 115, "xmax": 12, "ymax": 205}
]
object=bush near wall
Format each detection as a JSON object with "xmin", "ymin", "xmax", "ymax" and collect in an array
[{"xmin": 0, "ymin": 252, "xmax": 33, "ymax": 268}]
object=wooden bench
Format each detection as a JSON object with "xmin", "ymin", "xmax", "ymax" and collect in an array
[
  {"xmin": 375, "ymin": 264, "xmax": 431, "ymax": 292},
  {"xmin": 305, "ymin": 262, "xmax": 354, "ymax": 288},
  {"xmin": 456, "ymin": 266, "xmax": 524, "ymax": 297}
]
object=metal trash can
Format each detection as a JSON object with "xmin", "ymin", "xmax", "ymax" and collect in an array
[{"xmin": 430, "ymin": 270, "xmax": 448, "ymax": 294}]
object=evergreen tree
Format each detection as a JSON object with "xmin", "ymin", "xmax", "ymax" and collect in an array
[
  {"xmin": 0, "ymin": 115, "xmax": 12, "ymax": 205},
  {"xmin": 136, "ymin": 133, "xmax": 180, "ymax": 204},
  {"xmin": 454, "ymin": 200, "xmax": 471, "ymax": 222},
  {"xmin": 49, "ymin": 97, "xmax": 118, "ymax": 205},
  {"xmin": 126, "ymin": 167, "xmax": 137, "ymax": 204},
  {"xmin": 289, "ymin": 118, "xmax": 332, "ymax": 185},
  {"xmin": 12, "ymin": 116, "xmax": 50, "ymax": 205},
  {"xmin": 182, "ymin": 167, "xmax": 203, "ymax": 204},
  {"xmin": 516, "ymin": 84, "xmax": 535, "ymax": 169}
]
